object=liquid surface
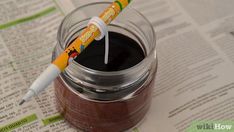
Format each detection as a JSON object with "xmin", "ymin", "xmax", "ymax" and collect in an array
[{"xmin": 74, "ymin": 32, "xmax": 145, "ymax": 71}]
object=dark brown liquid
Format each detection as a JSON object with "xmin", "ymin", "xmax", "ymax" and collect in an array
[
  {"xmin": 55, "ymin": 77, "xmax": 155, "ymax": 132},
  {"xmin": 74, "ymin": 32, "xmax": 145, "ymax": 71},
  {"xmin": 54, "ymin": 33, "xmax": 155, "ymax": 132}
]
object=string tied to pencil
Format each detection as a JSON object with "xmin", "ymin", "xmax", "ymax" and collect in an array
[{"xmin": 88, "ymin": 16, "xmax": 109, "ymax": 64}]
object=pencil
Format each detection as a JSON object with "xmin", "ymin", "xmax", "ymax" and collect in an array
[{"xmin": 19, "ymin": 0, "xmax": 132, "ymax": 105}]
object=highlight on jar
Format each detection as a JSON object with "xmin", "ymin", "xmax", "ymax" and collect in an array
[{"xmin": 20, "ymin": 0, "xmax": 157, "ymax": 131}]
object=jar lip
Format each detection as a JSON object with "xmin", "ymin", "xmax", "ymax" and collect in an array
[{"xmin": 58, "ymin": 1, "xmax": 156, "ymax": 76}]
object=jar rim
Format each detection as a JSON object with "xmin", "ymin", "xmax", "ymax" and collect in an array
[{"xmin": 57, "ymin": 1, "xmax": 156, "ymax": 76}]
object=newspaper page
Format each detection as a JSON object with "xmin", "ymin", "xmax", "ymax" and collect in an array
[
  {"xmin": 0, "ymin": 0, "xmax": 77, "ymax": 131},
  {"xmin": 1, "ymin": 0, "xmax": 234, "ymax": 132},
  {"xmin": 129, "ymin": 0, "xmax": 234, "ymax": 132},
  {"xmin": 72, "ymin": 0, "xmax": 234, "ymax": 131}
]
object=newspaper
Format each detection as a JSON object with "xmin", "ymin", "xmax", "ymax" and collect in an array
[
  {"xmin": 1, "ymin": 0, "xmax": 234, "ymax": 132},
  {"xmin": 0, "ymin": 0, "xmax": 76, "ymax": 131}
]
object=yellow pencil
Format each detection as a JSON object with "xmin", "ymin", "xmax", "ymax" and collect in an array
[{"xmin": 19, "ymin": 0, "xmax": 132, "ymax": 105}]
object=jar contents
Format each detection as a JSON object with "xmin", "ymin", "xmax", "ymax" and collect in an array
[
  {"xmin": 74, "ymin": 32, "xmax": 145, "ymax": 71},
  {"xmin": 55, "ymin": 78, "xmax": 154, "ymax": 132},
  {"xmin": 54, "ymin": 32, "xmax": 155, "ymax": 132}
]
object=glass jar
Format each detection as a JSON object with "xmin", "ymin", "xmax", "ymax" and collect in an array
[{"xmin": 52, "ymin": 2, "xmax": 157, "ymax": 132}]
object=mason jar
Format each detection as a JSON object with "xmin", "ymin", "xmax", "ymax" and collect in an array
[{"xmin": 52, "ymin": 2, "xmax": 157, "ymax": 132}]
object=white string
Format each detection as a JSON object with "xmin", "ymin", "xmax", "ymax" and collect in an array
[
  {"xmin": 104, "ymin": 31, "xmax": 109, "ymax": 64},
  {"xmin": 88, "ymin": 17, "xmax": 109, "ymax": 64}
]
